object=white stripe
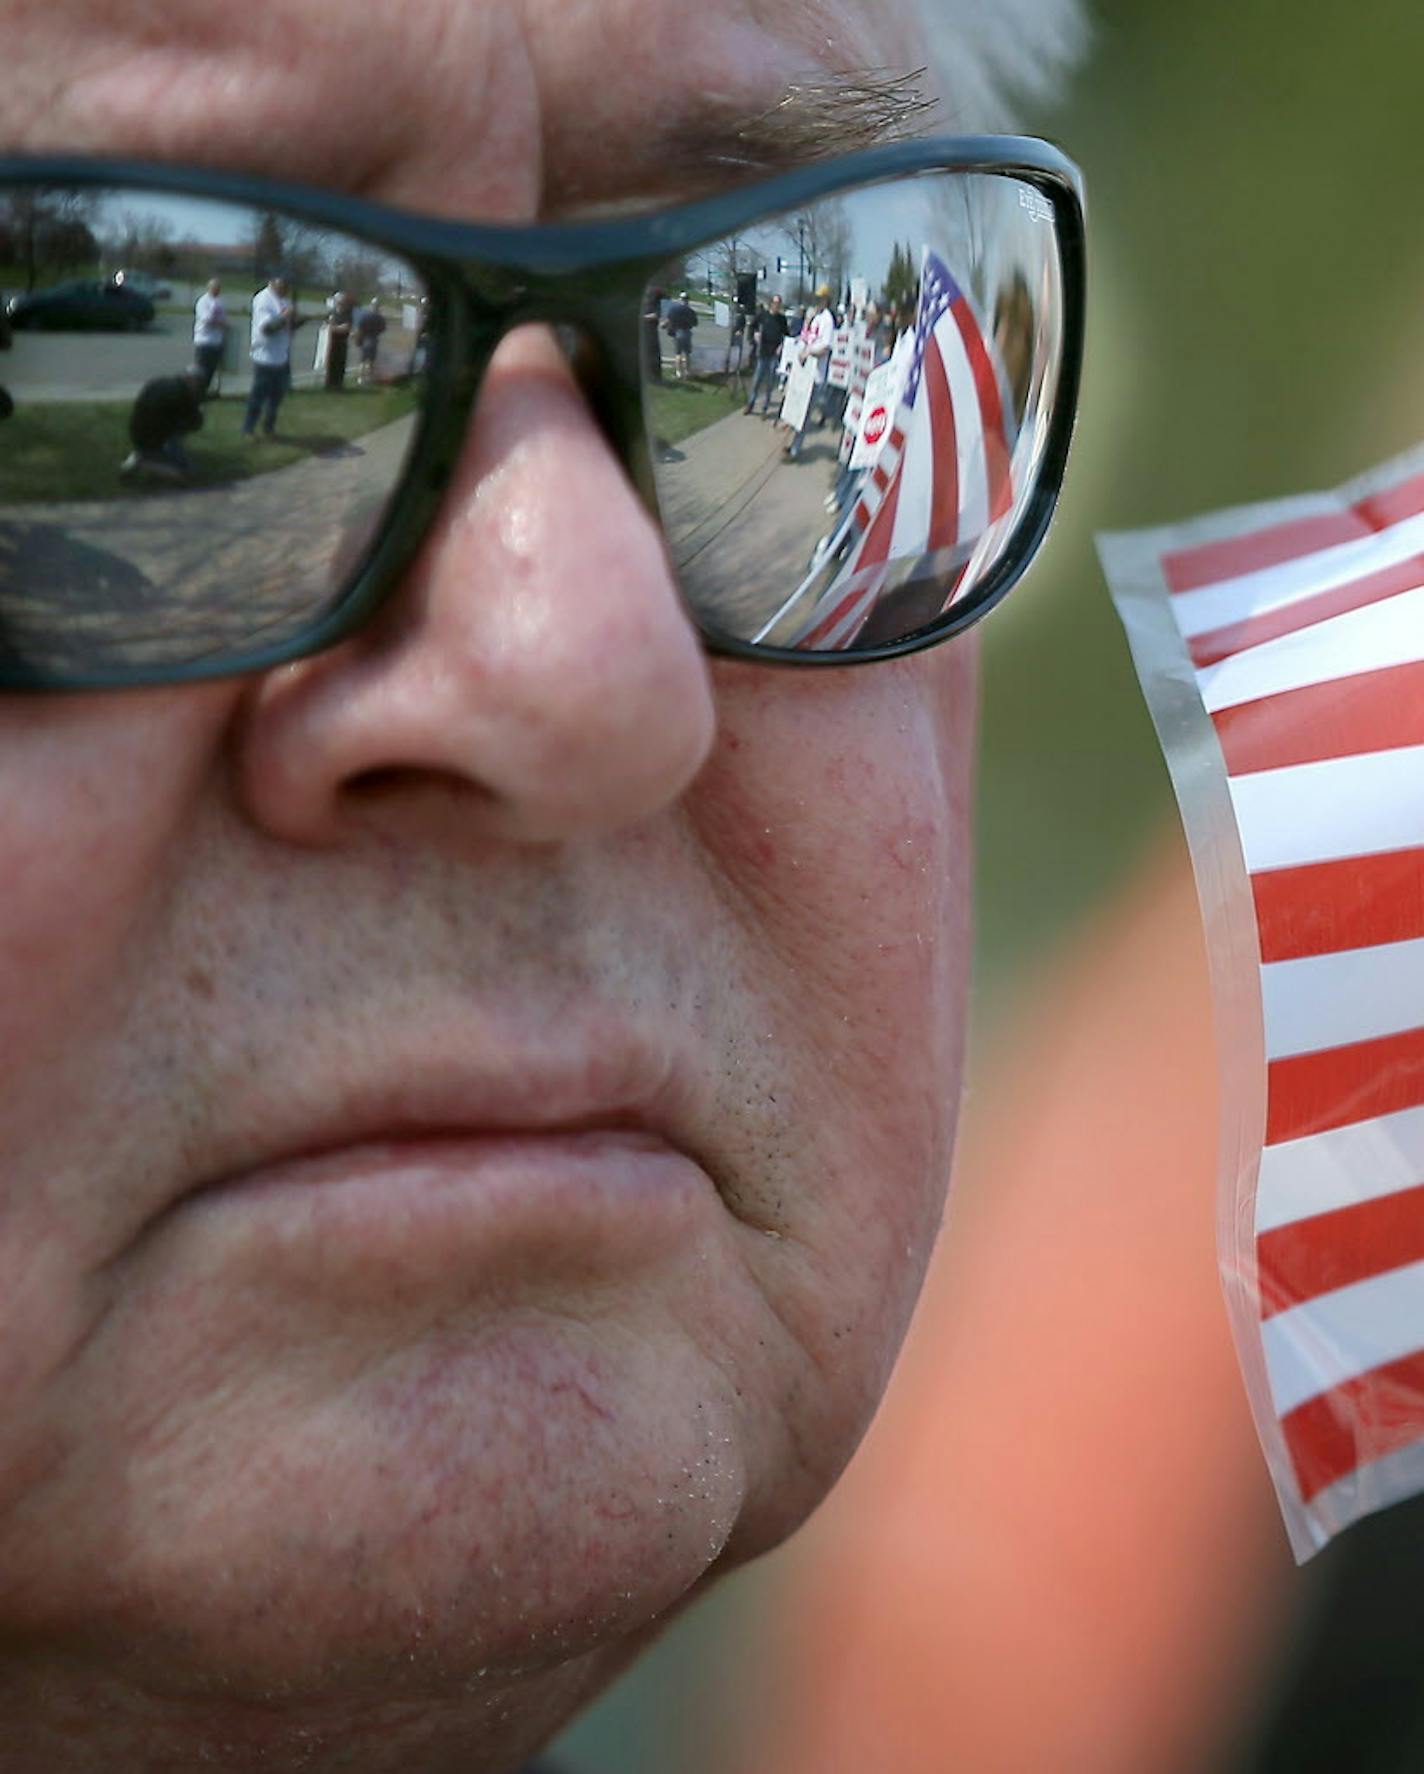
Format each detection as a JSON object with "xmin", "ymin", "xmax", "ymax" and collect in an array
[
  {"xmin": 1171, "ymin": 509, "xmax": 1424, "ymax": 641},
  {"xmin": 1257, "ymin": 1102, "xmax": 1424, "ymax": 1232},
  {"xmin": 1196, "ymin": 580, "xmax": 1424, "ymax": 714},
  {"xmin": 1262, "ymin": 1258, "xmax": 1424, "ymax": 1416},
  {"xmin": 1262, "ymin": 936, "xmax": 1424, "ymax": 1060},
  {"xmin": 1228, "ymin": 746, "xmax": 1424, "ymax": 872},
  {"xmin": 937, "ymin": 312, "xmax": 989, "ymax": 544},
  {"xmin": 890, "ymin": 382, "xmax": 933, "ymax": 562}
]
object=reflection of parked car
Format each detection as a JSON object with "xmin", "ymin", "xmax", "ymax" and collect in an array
[
  {"xmin": 114, "ymin": 270, "xmax": 172, "ymax": 302},
  {"xmin": 6, "ymin": 280, "xmax": 156, "ymax": 331}
]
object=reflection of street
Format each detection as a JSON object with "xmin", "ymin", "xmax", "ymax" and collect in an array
[
  {"xmin": 2, "ymin": 315, "xmax": 416, "ymax": 402},
  {"xmin": 0, "ymin": 415, "xmax": 414, "ymax": 675},
  {"xmin": 657, "ymin": 409, "xmax": 843, "ymax": 641},
  {"xmin": 5, "ymin": 316, "xmax": 202, "ymax": 400}
]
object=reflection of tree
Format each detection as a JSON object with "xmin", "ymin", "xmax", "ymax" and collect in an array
[
  {"xmin": 781, "ymin": 199, "xmax": 851, "ymax": 302},
  {"xmin": 881, "ymin": 240, "xmax": 920, "ymax": 325},
  {"xmin": 251, "ymin": 211, "xmax": 288, "ymax": 282},
  {"xmin": 694, "ymin": 236, "xmax": 767, "ymax": 301},
  {"xmin": 330, "ymin": 247, "xmax": 387, "ymax": 300},
  {"xmin": 247, "ymin": 215, "xmax": 400, "ymax": 301},
  {"xmin": 105, "ymin": 206, "xmax": 176, "ymax": 276},
  {"xmin": 0, "ymin": 189, "xmax": 100, "ymax": 290}
]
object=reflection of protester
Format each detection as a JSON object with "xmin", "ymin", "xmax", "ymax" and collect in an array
[
  {"xmin": 0, "ymin": 302, "xmax": 11, "ymax": 420},
  {"xmin": 784, "ymin": 284, "xmax": 835, "ymax": 461},
  {"xmin": 191, "ymin": 278, "xmax": 227, "ymax": 395},
  {"xmin": 409, "ymin": 294, "xmax": 432, "ymax": 378},
  {"xmin": 663, "ymin": 291, "xmax": 697, "ymax": 379},
  {"xmin": 324, "ymin": 290, "xmax": 354, "ymax": 390},
  {"xmin": 744, "ymin": 295, "xmax": 788, "ymax": 415},
  {"xmin": 243, "ymin": 274, "xmax": 297, "ymax": 439},
  {"xmin": 642, "ymin": 286, "xmax": 664, "ymax": 383},
  {"xmin": 355, "ymin": 298, "xmax": 386, "ymax": 385},
  {"xmin": 121, "ymin": 372, "xmax": 205, "ymax": 479}
]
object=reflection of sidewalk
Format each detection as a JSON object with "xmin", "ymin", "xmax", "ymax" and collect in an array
[
  {"xmin": 0, "ymin": 417, "xmax": 415, "ymax": 668},
  {"xmin": 658, "ymin": 408, "xmax": 843, "ymax": 638}
]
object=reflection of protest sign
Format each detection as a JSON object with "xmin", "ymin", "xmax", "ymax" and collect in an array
[
  {"xmin": 714, "ymin": 300, "xmax": 730, "ymax": 329},
  {"xmin": 828, "ymin": 327, "xmax": 853, "ymax": 389},
  {"xmin": 312, "ymin": 324, "xmax": 329, "ymax": 375},
  {"xmin": 849, "ymin": 359, "xmax": 900, "ymax": 469},
  {"xmin": 780, "ymin": 358, "xmax": 817, "ymax": 432},
  {"xmin": 403, "ymin": 303, "xmax": 419, "ymax": 332}
]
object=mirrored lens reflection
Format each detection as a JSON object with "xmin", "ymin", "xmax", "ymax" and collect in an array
[
  {"xmin": 644, "ymin": 172, "xmax": 1065, "ymax": 653},
  {"xmin": 0, "ymin": 185, "xmax": 430, "ymax": 681}
]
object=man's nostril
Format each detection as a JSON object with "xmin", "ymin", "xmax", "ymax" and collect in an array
[{"xmin": 345, "ymin": 766, "xmax": 497, "ymax": 809}]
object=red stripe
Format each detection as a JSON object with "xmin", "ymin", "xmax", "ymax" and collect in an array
[
  {"xmin": 1213, "ymin": 657, "xmax": 1424, "ymax": 776},
  {"xmin": 1253, "ymin": 850, "xmax": 1424, "ymax": 962},
  {"xmin": 922, "ymin": 337, "xmax": 959, "ymax": 553},
  {"xmin": 1361, "ymin": 474, "xmax": 1424, "ymax": 529},
  {"xmin": 949, "ymin": 297, "xmax": 1013, "ymax": 522},
  {"xmin": 1187, "ymin": 555, "xmax": 1424, "ymax": 669},
  {"xmin": 850, "ymin": 458, "xmax": 904, "ymax": 580},
  {"xmin": 1281, "ymin": 1346, "xmax": 1424, "ymax": 1502},
  {"xmin": 1258, "ymin": 1183, "xmax": 1424, "ymax": 1318},
  {"xmin": 1164, "ymin": 470, "xmax": 1424, "ymax": 594},
  {"xmin": 799, "ymin": 465, "xmax": 907, "ymax": 649},
  {"xmin": 800, "ymin": 582, "xmax": 878, "ymax": 649},
  {"xmin": 1267, "ymin": 1024, "xmax": 1424, "ymax": 1145}
]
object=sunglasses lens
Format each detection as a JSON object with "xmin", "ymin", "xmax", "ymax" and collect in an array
[
  {"xmin": 642, "ymin": 170, "xmax": 1069, "ymax": 656},
  {"xmin": 0, "ymin": 184, "xmax": 430, "ymax": 685}
]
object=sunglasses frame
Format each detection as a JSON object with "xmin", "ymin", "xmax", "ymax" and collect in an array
[{"xmin": 0, "ymin": 136, "xmax": 1085, "ymax": 688}]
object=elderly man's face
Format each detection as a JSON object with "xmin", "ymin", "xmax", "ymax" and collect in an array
[{"xmin": 0, "ymin": 0, "xmax": 974, "ymax": 1765}]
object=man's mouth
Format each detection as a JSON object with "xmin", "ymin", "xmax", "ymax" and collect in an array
[{"xmin": 155, "ymin": 1035, "xmax": 723, "ymax": 1285}]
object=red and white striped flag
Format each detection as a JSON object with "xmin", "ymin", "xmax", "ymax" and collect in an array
[
  {"xmin": 1101, "ymin": 444, "xmax": 1424, "ymax": 1558},
  {"xmin": 758, "ymin": 246, "xmax": 1015, "ymax": 651}
]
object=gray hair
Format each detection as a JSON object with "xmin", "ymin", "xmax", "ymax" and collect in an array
[{"xmin": 914, "ymin": 0, "xmax": 1089, "ymax": 128}]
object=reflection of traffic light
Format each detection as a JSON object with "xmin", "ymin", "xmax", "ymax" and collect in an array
[{"xmin": 735, "ymin": 272, "xmax": 758, "ymax": 313}]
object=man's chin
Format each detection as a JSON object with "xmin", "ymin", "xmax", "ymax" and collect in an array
[{"xmin": 40, "ymin": 1314, "xmax": 750, "ymax": 1709}]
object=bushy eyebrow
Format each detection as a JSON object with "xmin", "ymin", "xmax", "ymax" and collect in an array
[
  {"xmin": 605, "ymin": 66, "xmax": 938, "ymax": 201},
  {"xmin": 670, "ymin": 67, "xmax": 938, "ymax": 176}
]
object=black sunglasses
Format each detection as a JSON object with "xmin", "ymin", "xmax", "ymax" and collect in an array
[{"xmin": 0, "ymin": 136, "xmax": 1084, "ymax": 689}]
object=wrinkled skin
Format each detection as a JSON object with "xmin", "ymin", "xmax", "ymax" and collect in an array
[{"xmin": 0, "ymin": 0, "xmax": 976, "ymax": 1767}]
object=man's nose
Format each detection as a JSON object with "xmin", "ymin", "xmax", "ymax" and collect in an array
[{"xmin": 234, "ymin": 325, "xmax": 715, "ymax": 847}]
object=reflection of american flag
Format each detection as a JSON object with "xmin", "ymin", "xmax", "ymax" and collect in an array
[
  {"xmin": 1103, "ymin": 447, "xmax": 1424, "ymax": 1558},
  {"xmin": 786, "ymin": 247, "xmax": 1014, "ymax": 650}
]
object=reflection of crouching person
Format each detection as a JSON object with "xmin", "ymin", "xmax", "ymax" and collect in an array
[{"xmin": 121, "ymin": 373, "xmax": 205, "ymax": 481}]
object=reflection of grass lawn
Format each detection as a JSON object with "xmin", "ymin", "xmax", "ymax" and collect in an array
[
  {"xmin": 0, "ymin": 385, "xmax": 418, "ymax": 502},
  {"xmin": 644, "ymin": 374, "xmax": 748, "ymax": 447}
]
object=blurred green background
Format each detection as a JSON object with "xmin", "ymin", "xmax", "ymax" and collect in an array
[{"xmin": 551, "ymin": 0, "xmax": 1424, "ymax": 1765}]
